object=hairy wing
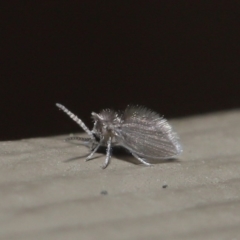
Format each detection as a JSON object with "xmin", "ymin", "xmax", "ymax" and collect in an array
[{"xmin": 116, "ymin": 106, "xmax": 182, "ymax": 158}]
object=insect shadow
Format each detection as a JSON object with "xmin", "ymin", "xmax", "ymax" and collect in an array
[
  {"xmin": 64, "ymin": 145, "xmax": 180, "ymax": 166},
  {"xmin": 111, "ymin": 146, "xmax": 180, "ymax": 165}
]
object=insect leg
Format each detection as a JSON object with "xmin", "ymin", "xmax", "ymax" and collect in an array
[
  {"xmin": 102, "ymin": 137, "xmax": 112, "ymax": 169},
  {"xmin": 131, "ymin": 152, "xmax": 151, "ymax": 166},
  {"xmin": 85, "ymin": 140, "xmax": 102, "ymax": 161},
  {"xmin": 56, "ymin": 103, "xmax": 94, "ymax": 139}
]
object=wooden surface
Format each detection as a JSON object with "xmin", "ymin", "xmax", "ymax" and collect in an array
[{"xmin": 1, "ymin": 110, "xmax": 240, "ymax": 240}]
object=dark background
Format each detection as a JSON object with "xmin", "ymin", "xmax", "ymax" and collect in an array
[{"xmin": 1, "ymin": 1, "xmax": 239, "ymax": 140}]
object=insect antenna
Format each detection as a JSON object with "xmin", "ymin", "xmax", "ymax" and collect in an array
[
  {"xmin": 65, "ymin": 136, "xmax": 92, "ymax": 145},
  {"xmin": 56, "ymin": 103, "xmax": 94, "ymax": 139}
]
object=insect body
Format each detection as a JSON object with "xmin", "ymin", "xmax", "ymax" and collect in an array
[{"xmin": 56, "ymin": 103, "xmax": 182, "ymax": 169}]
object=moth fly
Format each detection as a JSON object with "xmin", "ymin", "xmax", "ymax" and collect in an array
[{"xmin": 56, "ymin": 103, "xmax": 182, "ymax": 169}]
